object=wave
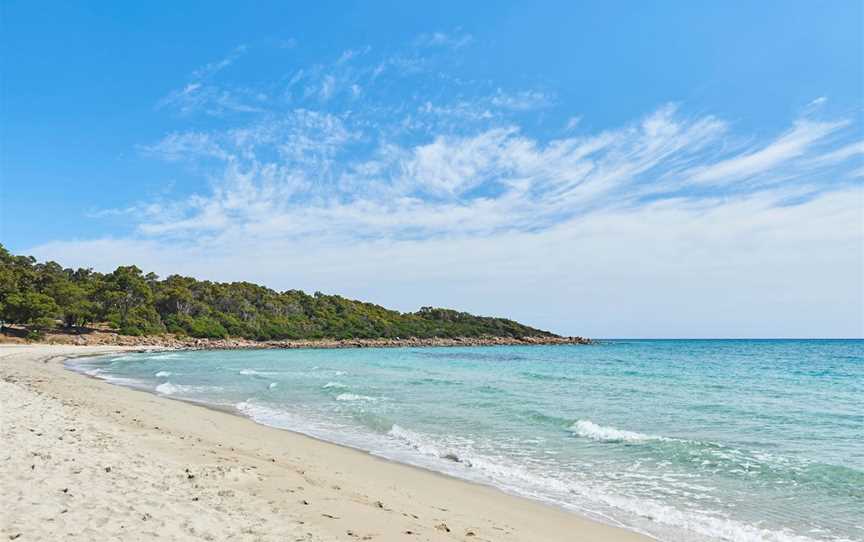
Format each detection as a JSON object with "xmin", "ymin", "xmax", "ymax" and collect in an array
[
  {"xmin": 268, "ymin": 382, "xmax": 278, "ymax": 389},
  {"xmin": 147, "ymin": 353, "xmax": 182, "ymax": 360},
  {"xmin": 322, "ymin": 381, "xmax": 348, "ymax": 389},
  {"xmin": 155, "ymin": 371, "xmax": 172, "ymax": 378},
  {"xmin": 155, "ymin": 382, "xmax": 180, "ymax": 395},
  {"xmin": 239, "ymin": 368, "xmax": 277, "ymax": 377},
  {"xmin": 155, "ymin": 381, "xmax": 223, "ymax": 396},
  {"xmin": 311, "ymin": 367, "xmax": 347, "ymax": 376},
  {"xmin": 385, "ymin": 424, "xmax": 832, "ymax": 542},
  {"xmin": 570, "ymin": 420, "xmax": 662, "ymax": 443},
  {"xmin": 388, "ymin": 425, "xmax": 474, "ymax": 466},
  {"xmin": 336, "ymin": 393, "xmax": 379, "ymax": 402},
  {"xmin": 567, "ymin": 420, "xmax": 864, "ymax": 500}
]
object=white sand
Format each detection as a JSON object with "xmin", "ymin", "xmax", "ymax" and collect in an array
[{"xmin": 0, "ymin": 344, "xmax": 650, "ymax": 541}]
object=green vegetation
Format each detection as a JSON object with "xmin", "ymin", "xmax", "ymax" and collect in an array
[{"xmin": 0, "ymin": 244, "xmax": 557, "ymax": 340}]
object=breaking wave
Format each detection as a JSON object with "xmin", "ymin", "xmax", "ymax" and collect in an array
[
  {"xmin": 155, "ymin": 382, "xmax": 180, "ymax": 395},
  {"xmin": 569, "ymin": 420, "xmax": 662, "ymax": 443},
  {"xmin": 323, "ymin": 381, "xmax": 348, "ymax": 389}
]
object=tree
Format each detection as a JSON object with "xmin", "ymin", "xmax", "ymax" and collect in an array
[
  {"xmin": 3, "ymin": 292, "xmax": 60, "ymax": 328},
  {"xmin": 155, "ymin": 284, "xmax": 194, "ymax": 320},
  {"xmin": 102, "ymin": 266, "xmax": 153, "ymax": 326},
  {"xmin": 50, "ymin": 280, "xmax": 96, "ymax": 328}
]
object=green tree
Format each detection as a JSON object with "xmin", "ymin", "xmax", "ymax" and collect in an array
[
  {"xmin": 3, "ymin": 292, "xmax": 60, "ymax": 328},
  {"xmin": 50, "ymin": 280, "xmax": 96, "ymax": 328},
  {"xmin": 102, "ymin": 266, "xmax": 153, "ymax": 326}
]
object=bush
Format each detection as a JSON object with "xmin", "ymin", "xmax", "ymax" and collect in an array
[{"xmin": 186, "ymin": 315, "xmax": 228, "ymax": 339}]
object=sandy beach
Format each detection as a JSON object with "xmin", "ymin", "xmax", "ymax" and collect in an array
[{"xmin": 0, "ymin": 344, "xmax": 649, "ymax": 542}]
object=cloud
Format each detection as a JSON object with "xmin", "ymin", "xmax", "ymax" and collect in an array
[
  {"xmin": 413, "ymin": 31, "xmax": 474, "ymax": 49},
  {"xmin": 130, "ymin": 99, "xmax": 863, "ymax": 248},
  {"xmin": 807, "ymin": 96, "xmax": 828, "ymax": 108},
  {"xmin": 687, "ymin": 119, "xmax": 848, "ymax": 184},
  {"xmin": 190, "ymin": 45, "xmax": 248, "ymax": 80},
  {"xmin": 565, "ymin": 116, "xmax": 582, "ymax": 131},
  {"xmin": 138, "ymin": 131, "xmax": 229, "ymax": 162},
  {"xmin": 489, "ymin": 89, "xmax": 553, "ymax": 111},
  {"xmin": 157, "ymin": 45, "xmax": 264, "ymax": 116},
  {"xmin": 319, "ymin": 75, "xmax": 336, "ymax": 100}
]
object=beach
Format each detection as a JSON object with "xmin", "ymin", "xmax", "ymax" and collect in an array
[{"xmin": 0, "ymin": 344, "xmax": 649, "ymax": 542}]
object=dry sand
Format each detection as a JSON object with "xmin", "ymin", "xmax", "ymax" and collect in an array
[{"xmin": 0, "ymin": 344, "xmax": 651, "ymax": 541}]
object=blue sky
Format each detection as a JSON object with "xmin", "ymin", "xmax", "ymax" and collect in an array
[{"xmin": 2, "ymin": 1, "xmax": 862, "ymax": 337}]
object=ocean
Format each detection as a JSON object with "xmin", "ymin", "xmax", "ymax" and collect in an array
[{"xmin": 68, "ymin": 340, "xmax": 863, "ymax": 541}]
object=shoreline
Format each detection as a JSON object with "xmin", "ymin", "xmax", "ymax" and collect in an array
[
  {"xmin": 0, "ymin": 326, "xmax": 592, "ymax": 350},
  {"xmin": 1, "ymin": 344, "xmax": 649, "ymax": 542},
  {"xmin": 64, "ymin": 353, "xmax": 633, "ymax": 532}
]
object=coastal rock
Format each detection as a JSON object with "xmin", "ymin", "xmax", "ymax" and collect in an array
[{"xmin": 1, "ymin": 324, "xmax": 592, "ymax": 350}]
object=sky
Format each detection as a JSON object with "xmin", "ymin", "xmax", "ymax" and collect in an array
[{"xmin": 1, "ymin": 1, "xmax": 863, "ymax": 338}]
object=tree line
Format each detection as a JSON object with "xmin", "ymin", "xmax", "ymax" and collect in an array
[{"xmin": 0, "ymin": 244, "xmax": 556, "ymax": 341}]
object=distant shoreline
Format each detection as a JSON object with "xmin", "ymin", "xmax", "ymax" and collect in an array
[{"xmin": 0, "ymin": 327, "xmax": 592, "ymax": 350}]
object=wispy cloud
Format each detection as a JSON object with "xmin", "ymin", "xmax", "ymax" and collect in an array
[
  {"xmin": 489, "ymin": 89, "xmax": 553, "ymax": 111},
  {"xmin": 688, "ymin": 119, "xmax": 849, "ymax": 185},
  {"xmin": 413, "ymin": 30, "xmax": 474, "ymax": 50},
  {"xmin": 130, "ymin": 98, "xmax": 859, "ymax": 245},
  {"xmin": 157, "ymin": 44, "xmax": 265, "ymax": 116}
]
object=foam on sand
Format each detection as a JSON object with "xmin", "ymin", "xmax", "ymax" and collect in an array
[{"xmin": 155, "ymin": 382, "xmax": 180, "ymax": 395}]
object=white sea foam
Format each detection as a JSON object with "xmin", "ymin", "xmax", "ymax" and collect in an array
[
  {"xmin": 148, "ymin": 353, "xmax": 181, "ymax": 360},
  {"xmin": 323, "ymin": 382, "xmax": 348, "ymax": 389},
  {"xmin": 570, "ymin": 420, "xmax": 661, "ymax": 443},
  {"xmin": 336, "ymin": 393, "xmax": 378, "ymax": 402},
  {"xmin": 387, "ymin": 425, "xmax": 473, "ymax": 466},
  {"xmin": 154, "ymin": 382, "xmax": 222, "ymax": 396},
  {"xmin": 239, "ymin": 368, "xmax": 276, "ymax": 376},
  {"xmin": 155, "ymin": 371, "xmax": 172, "ymax": 378},
  {"xmin": 387, "ymin": 425, "xmax": 825, "ymax": 542},
  {"xmin": 155, "ymin": 382, "xmax": 179, "ymax": 395},
  {"xmin": 269, "ymin": 382, "xmax": 278, "ymax": 389}
]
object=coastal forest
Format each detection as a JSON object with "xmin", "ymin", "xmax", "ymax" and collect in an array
[{"xmin": 0, "ymin": 244, "xmax": 556, "ymax": 341}]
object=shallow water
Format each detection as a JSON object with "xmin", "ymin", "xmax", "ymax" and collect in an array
[{"xmin": 69, "ymin": 340, "xmax": 864, "ymax": 541}]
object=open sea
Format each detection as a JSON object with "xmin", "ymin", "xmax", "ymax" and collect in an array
[{"xmin": 68, "ymin": 340, "xmax": 863, "ymax": 542}]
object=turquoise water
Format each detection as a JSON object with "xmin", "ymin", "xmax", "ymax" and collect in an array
[{"xmin": 69, "ymin": 340, "xmax": 863, "ymax": 541}]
